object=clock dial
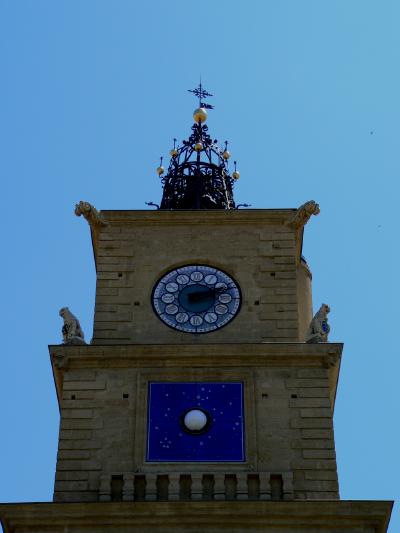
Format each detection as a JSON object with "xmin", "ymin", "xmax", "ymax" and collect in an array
[{"xmin": 152, "ymin": 265, "xmax": 241, "ymax": 333}]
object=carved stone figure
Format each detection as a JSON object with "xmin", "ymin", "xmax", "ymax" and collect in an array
[
  {"xmin": 287, "ymin": 200, "xmax": 320, "ymax": 229},
  {"xmin": 306, "ymin": 303, "xmax": 330, "ymax": 343},
  {"xmin": 74, "ymin": 201, "xmax": 107, "ymax": 227},
  {"xmin": 59, "ymin": 307, "xmax": 86, "ymax": 345}
]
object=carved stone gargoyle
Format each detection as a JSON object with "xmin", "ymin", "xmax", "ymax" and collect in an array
[
  {"xmin": 306, "ymin": 303, "xmax": 330, "ymax": 343},
  {"xmin": 74, "ymin": 201, "xmax": 107, "ymax": 228},
  {"xmin": 287, "ymin": 200, "xmax": 320, "ymax": 229},
  {"xmin": 59, "ymin": 307, "xmax": 86, "ymax": 345}
]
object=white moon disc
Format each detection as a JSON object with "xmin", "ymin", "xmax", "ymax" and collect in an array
[
  {"xmin": 183, "ymin": 409, "xmax": 208, "ymax": 431},
  {"xmin": 176, "ymin": 274, "xmax": 190, "ymax": 285},
  {"xmin": 219, "ymin": 293, "xmax": 232, "ymax": 304},
  {"xmin": 204, "ymin": 274, "xmax": 217, "ymax": 285}
]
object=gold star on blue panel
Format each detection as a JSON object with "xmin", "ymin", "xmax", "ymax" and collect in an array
[{"xmin": 147, "ymin": 382, "xmax": 245, "ymax": 462}]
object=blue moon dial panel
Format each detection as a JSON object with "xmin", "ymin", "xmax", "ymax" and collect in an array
[{"xmin": 147, "ymin": 382, "xmax": 245, "ymax": 462}]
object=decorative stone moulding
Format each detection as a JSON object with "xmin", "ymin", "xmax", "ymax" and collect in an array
[{"xmin": 97, "ymin": 471, "xmax": 294, "ymax": 502}]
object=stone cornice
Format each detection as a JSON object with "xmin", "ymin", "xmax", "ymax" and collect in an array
[
  {"xmin": 0, "ymin": 500, "xmax": 393, "ymax": 532},
  {"xmin": 49, "ymin": 342, "xmax": 343, "ymax": 411},
  {"xmin": 99, "ymin": 208, "xmax": 296, "ymax": 226},
  {"xmin": 49, "ymin": 342, "xmax": 342, "ymax": 366}
]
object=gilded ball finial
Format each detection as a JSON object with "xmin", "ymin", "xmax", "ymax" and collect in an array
[
  {"xmin": 170, "ymin": 138, "xmax": 178, "ymax": 157},
  {"xmin": 222, "ymin": 140, "xmax": 230, "ymax": 160},
  {"xmin": 193, "ymin": 107, "xmax": 208, "ymax": 123},
  {"xmin": 156, "ymin": 156, "xmax": 165, "ymax": 176},
  {"xmin": 232, "ymin": 160, "xmax": 240, "ymax": 180}
]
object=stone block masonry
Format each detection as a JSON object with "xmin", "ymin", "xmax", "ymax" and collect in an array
[
  {"xmin": 89, "ymin": 210, "xmax": 312, "ymax": 345},
  {"xmin": 50, "ymin": 342, "xmax": 342, "ymax": 503}
]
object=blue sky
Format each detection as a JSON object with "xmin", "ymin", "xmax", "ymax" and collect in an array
[{"xmin": 1, "ymin": 1, "xmax": 398, "ymax": 530}]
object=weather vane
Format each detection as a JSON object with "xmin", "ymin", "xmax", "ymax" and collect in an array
[{"xmin": 188, "ymin": 80, "xmax": 214, "ymax": 109}]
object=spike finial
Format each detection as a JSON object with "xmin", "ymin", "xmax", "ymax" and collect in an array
[{"xmin": 188, "ymin": 81, "xmax": 214, "ymax": 110}]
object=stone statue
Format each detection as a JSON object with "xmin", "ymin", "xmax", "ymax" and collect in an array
[
  {"xmin": 287, "ymin": 200, "xmax": 320, "ymax": 229},
  {"xmin": 59, "ymin": 307, "xmax": 86, "ymax": 345},
  {"xmin": 306, "ymin": 303, "xmax": 330, "ymax": 343},
  {"xmin": 74, "ymin": 201, "xmax": 107, "ymax": 227}
]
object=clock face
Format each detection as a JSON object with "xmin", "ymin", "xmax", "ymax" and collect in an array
[{"xmin": 152, "ymin": 264, "xmax": 241, "ymax": 333}]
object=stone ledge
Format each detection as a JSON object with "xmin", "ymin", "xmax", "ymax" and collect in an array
[
  {"xmin": 0, "ymin": 500, "xmax": 392, "ymax": 532},
  {"xmin": 49, "ymin": 343, "xmax": 342, "ymax": 414},
  {"xmin": 49, "ymin": 342, "xmax": 343, "ymax": 360},
  {"xmin": 99, "ymin": 209, "xmax": 296, "ymax": 226}
]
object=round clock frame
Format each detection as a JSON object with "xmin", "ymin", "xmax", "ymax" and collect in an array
[{"xmin": 152, "ymin": 264, "xmax": 241, "ymax": 334}]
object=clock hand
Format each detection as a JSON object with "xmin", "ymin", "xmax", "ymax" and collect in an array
[
  {"xmin": 214, "ymin": 286, "xmax": 226, "ymax": 296},
  {"xmin": 188, "ymin": 288, "xmax": 214, "ymax": 302},
  {"xmin": 188, "ymin": 286, "xmax": 227, "ymax": 302}
]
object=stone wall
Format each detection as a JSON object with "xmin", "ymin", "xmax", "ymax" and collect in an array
[
  {"xmin": 51, "ymin": 343, "xmax": 340, "ymax": 503},
  {"xmin": 91, "ymin": 210, "xmax": 309, "ymax": 344}
]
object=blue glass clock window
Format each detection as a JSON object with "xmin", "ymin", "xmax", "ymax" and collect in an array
[{"xmin": 147, "ymin": 382, "xmax": 245, "ymax": 462}]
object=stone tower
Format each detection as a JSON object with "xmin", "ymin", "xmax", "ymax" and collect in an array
[{"xmin": 0, "ymin": 87, "xmax": 392, "ymax": 532}]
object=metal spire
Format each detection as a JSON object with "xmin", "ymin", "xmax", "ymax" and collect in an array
[{"xmin": 150, "ymin": 85, "xmax": 242, "ymax": 210}]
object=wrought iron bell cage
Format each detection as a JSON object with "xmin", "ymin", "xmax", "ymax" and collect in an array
[{"xmin": 160, "ymin": 121, "xmax": 236, "ymax": 210}]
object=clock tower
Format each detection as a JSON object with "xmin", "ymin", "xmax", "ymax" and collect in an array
[{"xmin": 0, "ymin": 86, "xmax": 392, "ymax": 532}]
